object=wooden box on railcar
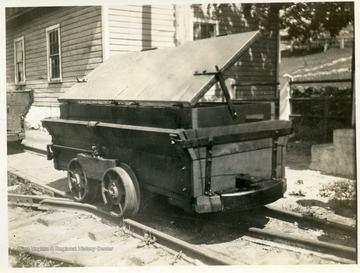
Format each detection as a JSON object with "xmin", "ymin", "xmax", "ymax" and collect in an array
[
  {"xmin": 42, "ymin": 31, "xmax": 292, "ymax": 217},
  {"xmin": 7, "ymin": 89, "xmax": 34, "ymax": 142}
]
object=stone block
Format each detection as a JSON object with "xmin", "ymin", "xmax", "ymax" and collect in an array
[{"xmin": 310, "ymin": 129, "xmax": 356, "ymax": 179}]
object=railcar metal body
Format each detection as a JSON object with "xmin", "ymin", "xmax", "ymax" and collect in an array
[
  {"xmin": 7, "ymin": 89, "xmax": 34, "ymax": 142},
  {"xmin": 42, "ymin": 31, "xmax": 292, "ymax": 217}
]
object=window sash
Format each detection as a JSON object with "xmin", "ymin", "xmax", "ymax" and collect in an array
[
  {"xmin": 49, "ymin": 30, "xmax": 59, "ymax": 55},
  {"xmin": 14, "ymin": 37, "xmax": 25, "ymax": 83},
  {"xmin": 50, "ymin": 55, "xmax": 60, "ymax": 79},
  {"xmin": 46, "ymin": 25, "xmax": 62, "ymax": 81},
  {"xmin": 193, "ymin": 22, "xmax": 217, "ymax": 40}
]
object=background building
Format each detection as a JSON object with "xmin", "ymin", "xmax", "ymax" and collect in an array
[{"xmin": 6, "ymin": 5, "xmax": 279, "ymax": 128}]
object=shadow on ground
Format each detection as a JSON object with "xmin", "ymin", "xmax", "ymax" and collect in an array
[
  {"xmin": 7, "ymin": 142, "xmax": 25, "ymax": 155},
  {"xmin": 296, "ymin": 198, "xmax": 356, "ymax": 219},
  {"xmin": 47, "ymin": 178, "xmax": 70, "ymax": 192}
]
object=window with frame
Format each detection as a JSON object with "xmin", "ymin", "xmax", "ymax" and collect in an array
[
  {"xmin": 14, "ymin": 36, "xmax": 25, "ymax": 84},
  {"xmin": 193, "ymin": 22, "xmax": 217, "ymax": 40},
  {"xmin": 46, "ymin": 24, "xmax": 62, "ymax": 82}
]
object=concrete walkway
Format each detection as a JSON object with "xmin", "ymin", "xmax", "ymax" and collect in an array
[
  {"xmin": 7, "ymin": 149, "xmax": 68, "ymax": 196},
  {"xmin": 8, "ymin": 128, "xmax": 68, "ymax": 196},
  {"xmin": 21, "ymin": 128, "xmax": 51, "ymax": 154}
]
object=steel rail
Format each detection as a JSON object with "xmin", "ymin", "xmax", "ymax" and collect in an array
[
  {"xmin": 7, "ymin": 170, "xmax": 68, "ymax": 198},
  {"xmin": 146, "ymin": 210, "xmax": 357, "ymax": 262},
  {"xmin": 264, "ymin": 205, "xmax": 356, "ymax": 234},
  {"xmin": 8, "ymin": 193, "xmax": 238, "ymax": 265},
  {"xmin": 8, "ymin": 193, "xmax": 72, "ymax": 209},
  {"xmin": 8, "ymin": 194, "xmax": 123, "ymax": 224},
  {"xmin": 246, "ymin": 227, "xmax": 356, "ymax": 261},
  {"xmin": 124, "ymin": 219, "xmax": 238, "ymax": 265}
]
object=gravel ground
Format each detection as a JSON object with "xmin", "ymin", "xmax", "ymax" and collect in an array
[{"xmin": 273, "ymin": 143, "xmax": 357, "ymax": 227}]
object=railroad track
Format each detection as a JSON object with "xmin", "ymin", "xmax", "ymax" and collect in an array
[
  {"xmin": 243, "ymin": 207, "xmax": 356, "ymax": 261},
  {"xmin": 133, "ymin": 198, "xmax": 357, "ymax": 264},
  {"xmin": 8, "ymin": 192, "xmax": 237, "ymax": 266},
  {"xmin": 8, "ymin": 172, "xmax": 357, "ymax": 265}
]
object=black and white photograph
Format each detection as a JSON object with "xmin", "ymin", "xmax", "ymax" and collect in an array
[{"xmin": 1, "ymin": 0, "xmax": 358, "ymax": 271}]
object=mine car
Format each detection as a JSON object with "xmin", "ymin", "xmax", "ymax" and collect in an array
[
  {"xmin": 7, "ymin": 89, "xmax": 34, "ymax": 142},
  {"xmin": 42, "ymin": 31, "xmax": 292, "ymax": 217}
]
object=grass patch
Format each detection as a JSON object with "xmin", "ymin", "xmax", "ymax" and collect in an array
[
  {"xmin": 319, "ymin": 179, "xmax": 356, "ymax": 218},
  {"xmin": 280, "ymin": 47, "xmax": 353, "ymax": 77},
  {"xmin": 9, "ymin": 251, "xmax": 65, "ymax": 268},
  {"xmin": 319, "ymin": 179, "xmax": 356, "ymax": 200}
]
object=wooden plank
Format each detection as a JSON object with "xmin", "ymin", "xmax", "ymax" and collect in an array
[
  {"xmin": 8, "ymin": 12, "xmax": 101, "ymax": 50},
  {"xmin": 192, "ymin": 138, "xmax": 274, "ymax": 160},
  {"xmin": 109, "ymin": 20, "xmax": 176, "ymax": 31},
  {"xmin": 23, "ymin": 82, "xmax": 72, "ymax": 90},
  {"xmin": 193, "ymin": 148, "xmax": 273, "ymax": 194},
  {"xmin": 108, "ymin": 37, "xmax": 176, "ymax": 49},
  {"xmin": 62, "ymin": 38, "xmax": 102, "ymax": 52},
  {"xmin": 33, "ymin": 97, "xmax": 61, "ymax": 103},
  {"xmin": 109, "ymin": 5, "xmax": 145, "ymax": 13},
  {"xmin": 108, "ymin": 44, "xmax": 150, "ymax": 52},
  {"xmin": 61, "ymin": 46, "xmax": 103, "ymax": 58},
  {"xmin": 23, "ymin": 67, "xmax": 46, "ymax": 77},
  {"xmin": 22, "ymin": 43, "xmax": 46, "ymax": 57},
  {"xmin": 61, "ymin": 49, "xmax": 102, "ymax": 58},
  {"xmin": 8, "ymin": 9, "xmax": 96, "ymax": 40},
  {"xmin": 180, "ymin": 128, "xmax": 291, "ymax": 151},
  {"xmin": 66, "ymin": 104, "xmax": 193, "ymax": 129},
  {"xmin": 109, "ymin": 30, "xmax": 176, "ymax": 41},
  {"xmin": 44, "ymin": 119, "xmax": 181, "ymax": 158},
  {"xmin": 109, "ymin": 7, "xmax": 175, "ymax": 21},
  {"xmin": 109, "ymin": 12, "xmax": 175, "ymax": 23},
  {"xmin": 62, "ymin": 66, "xmax": 99, "ymax": 77},
  {"xmin": 228, "ymin": 70, "xmax": 277, "ymax": 76},
  {"xmin": 33, "ymin": 101, "xmax": 60, "ymax": 107},
  {"xmin": 62, "ymin": 57, "xmax": 103, "ymax": 68},
  {"xmin": 7, "ymin": 7, "xmax": 74, "ymax": 33},
  {"xmin": 62, "ymin": 17, "xmax": 102, "ymax": 39},
  {"xmin": 227, "ymin": 66, "xmax": 277, "ymax": 72},
  {"xmin": 12, "ymin": 7, "xmax": 99, "ymax": 34},
  {"xmin": 194, "ymin": 104, "xmax": 271, "ymax": 128},
  {"xmin": 109, "ymin": 49, "xmax": 135, "ymax": 54},
  {"xmin": 60, "ymin": 8, "xmax": 101, "ymax": 29},
  {"xmin": 109, "ymin": 38, "xmax": 175, "ymax": 48},
  {"xmin": 61, "ymin": 26, "xmax": 102, "ymax": 43},
  {"xmin": 109, "ymin": 5, "xmax": 174, "ymax": 14},
  {"xmin": 62, "ymin": 39, "xmax": 103, "ymax": 52},
  {"xmin": 109, "ymin": 13, "xmax": 175, "ymax": 25},
  {"xmin": 32, "ymin": 92, "xmax": 60, "ymax": 98}
]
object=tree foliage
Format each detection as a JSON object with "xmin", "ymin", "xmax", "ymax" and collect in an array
[
  {"xmin": 283, "ymin": 2, "xmax": 354, "ymax": 44},
  {"xmin": 198, "ymin": 2, "xmax": 354, "ymax": 43}
]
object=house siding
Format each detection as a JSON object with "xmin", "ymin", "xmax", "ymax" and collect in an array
[
  {"xmin": 6, "ymin": 6, "xmax": 103, "ymax": 107},
  {"xmin": 226, "ymin": 34, "xmax": 278, "ymax": 101},
  {"xmin": 193, "ymin": 4, "xmax": 278, "ymax": 104},
  {"xmin": 108, "ymin": 5, "xmax": 177, "ymax": 54}
]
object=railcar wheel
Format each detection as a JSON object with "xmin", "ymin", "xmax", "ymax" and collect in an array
[
  {"xmin": 67, "ymin": 158, "xmax": 98, "ymax": 203},
  {"xmin": 101, "ymin": 166, "xmax": 139, "ymax": 218},
  {"xmin": 118, "ymin": 163, "xmax": 140, "ymax": 215}
]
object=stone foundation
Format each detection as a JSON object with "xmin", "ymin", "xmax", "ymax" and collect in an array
[{"xmin": 310, "ymin": 129, "xmax": 356, "ymax": 179}]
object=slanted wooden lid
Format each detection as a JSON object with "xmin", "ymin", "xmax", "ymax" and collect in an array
[{"xmin": 59, "ymin": 31, "xmax": 260, "ymax": 107}]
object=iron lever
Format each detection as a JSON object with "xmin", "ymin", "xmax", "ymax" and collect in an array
[{"xmin": 194, "ymin": 65, "xmax": 238, "ymax": 120}]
